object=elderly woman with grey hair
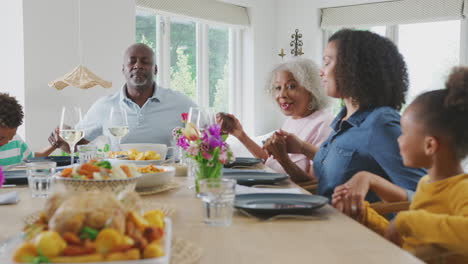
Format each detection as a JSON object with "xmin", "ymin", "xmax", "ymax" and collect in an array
[{"xmin": 218, "ymin": 58, "xmax": 333, "ymax": 182}]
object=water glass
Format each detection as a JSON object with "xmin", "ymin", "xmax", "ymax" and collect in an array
[
  {"xmin": 26, "ymin": 161, "xmax": 56, "ymax": 198},
  {"xmin": 198, "ymin": 178, "xmax": 236, "ymax": 226},
  {"xmin": 77, "ymin": 144, "xmax": 97, "ymax": 163}
]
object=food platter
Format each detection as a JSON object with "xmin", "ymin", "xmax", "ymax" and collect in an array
[{"xmin": 0, "ymin": 218, "xmax": 172, "ymax": 264}]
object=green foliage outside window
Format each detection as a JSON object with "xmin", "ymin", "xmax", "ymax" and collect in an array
[{"xmin": 135, "ymin": 14, "xmax": 230, "ymax": 113}]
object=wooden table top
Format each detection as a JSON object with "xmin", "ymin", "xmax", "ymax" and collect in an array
[{"xmin": 0, "ymin": 177, "xmax": 423, "ymax": 264}]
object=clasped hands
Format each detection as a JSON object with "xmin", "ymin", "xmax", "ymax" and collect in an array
[
  {"xmin": 262, "ymin": 130, "xmax": 303, "ymax": 162},
  {"xmin": 332, "ymin": 172, "xmax": 403, "ymax": 246}
]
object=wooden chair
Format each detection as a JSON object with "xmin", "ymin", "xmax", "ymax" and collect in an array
[
  {"xmin": 369, "ymin": 201, "xmax": 410, "ymax": 215},
  {"xmin": 297, "ymin": 180, "xmax": 318, "ymax": 194}
]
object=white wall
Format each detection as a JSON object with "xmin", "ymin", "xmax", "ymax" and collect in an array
[
  {"xmin": 22, "ymin": 0, "xmax": 135, "ymax": 151},
  {"xmin": 276, "ymin": 0, "xmax": 323, "ymax": 64},
  {"xmin": 0, "ymin": 1, "xmax": 26, "ymax": 138},
  {"xmin": 242, "ymin": 0, "xmax": 285, "ymax": 137}
]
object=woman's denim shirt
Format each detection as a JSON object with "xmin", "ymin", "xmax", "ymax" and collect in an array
[{"xmin": 313, "ymin": 106, "xmax": 425, "ymax": 202}]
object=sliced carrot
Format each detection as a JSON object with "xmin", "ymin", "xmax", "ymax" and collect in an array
[
  {"xmin": 60, "ymin": 168, "xmax": 73, "ymax": 177},
  {"xmin": 81, "ymin": 163, "xmax": 101, "ymax": 173},
  {"xmin": 77, "ymin": 169, "xmax": 93, "ymax": 179},
  {"xmin": 120, "ymin": 165, "xmax": 131, "ymax": 178}
]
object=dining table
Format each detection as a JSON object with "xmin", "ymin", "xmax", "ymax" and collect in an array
[{"xmin": 0, "ymin": 174, "xmax": 424, "ymax": 264}]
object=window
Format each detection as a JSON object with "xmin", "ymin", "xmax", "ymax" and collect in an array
[
  {"xmin": 135, "ymin": 9, "xmax": 234, "ymax": 114},
  {"xmin": 135, "ymin": 9, "xmax": 157, "ymax": 57},
  {"xmin": 209, "ymin": 26, "xmax": 229, "ymax": 113},
  {"xmin": 398, "ymin": 20, "xmax": 460, "ymax": 102},
  {"xmin": 170, "ymin": 17, "xmax": 196, "ymax": 102}
]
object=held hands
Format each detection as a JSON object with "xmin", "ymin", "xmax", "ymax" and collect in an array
[
  {"xmin": 216, "ymin": 113, "xmax": 244, "ymax": 138},
  {"xmin": 274, "ymin": 129, "xmax": 304, "ymax": 154},
  {"xmin": 264, "ymin": 132, "xmax": 289, "ymax": 162},
  {"xmin": 331, "ymin": 171, "xmax": 373, "ymax": 222}
]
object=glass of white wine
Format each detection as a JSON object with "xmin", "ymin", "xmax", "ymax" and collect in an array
[
  {"xmin": 59, "ymin": 106, "xmax": 85, "ymax": 165},
  {"xmin": 187, "ymin": 107, "xmax": 216, "ymax": 131},
  {"xmin": 108, "ymin": 106, "xmax": 129, "ymax": 150}
]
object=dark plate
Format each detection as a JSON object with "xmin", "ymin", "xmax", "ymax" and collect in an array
[
  {"xmin": 222, "ymin": 170, "xmax": 288, "ymax": 186},
  {"xmin": 3, "ymin": 170, "xmax": 28, "ymax": 185},
  {"xmin": 235, "ymin": 193, "xmax": 328, "ymax": 214},
  {"xmin": 24, "ymin": 156, "xmax": 77, "ymax": 167},
  {"xmin": 224, "ymin": 157, "xmax": 263, "ymax": 168}
]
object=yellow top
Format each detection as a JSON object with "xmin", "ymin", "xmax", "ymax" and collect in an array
[{"xmin": 363, "ymin": 173, "xmax": 468, "ymax": 263}]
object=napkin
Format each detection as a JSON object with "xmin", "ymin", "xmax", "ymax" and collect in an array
[
  {"xmin": 0, "ymin": 191, "xmax": 20, "ymax": 205},
  {"xmin": 235, "ymin": 184, "xmax": 303, "ymax": 195}
]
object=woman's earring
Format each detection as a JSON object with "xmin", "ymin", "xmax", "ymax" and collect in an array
[{"xmin": 307, "ymin": 102, "xmax": 314, "ymax": 110}]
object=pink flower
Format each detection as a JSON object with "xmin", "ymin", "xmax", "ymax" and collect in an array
[
  {"xmin": 218, "ymin": 151, "xmax": 228, "ymax": 164},
  {"xmin": 186, "ymin": 144, "xmax": 199, "ymax": 156},
  {"xmin": 177, "ymin": 136, "xmax": 189, "ymax": 150},
  {"xmin": 181, "ymin": 112, "xmax": 188, "ymax": 124},
  {"xmin": 202, "ymin": 151, "xmax": 212, "ymax": 160}
]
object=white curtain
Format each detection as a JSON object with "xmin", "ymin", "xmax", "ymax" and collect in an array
[
  {"xmin": 136, "ymin": 0, "xmax": 249, "ymax": 26},
  {"xmin": 321, "ymin": 0, "xmax": 465, "ymax": 29}
]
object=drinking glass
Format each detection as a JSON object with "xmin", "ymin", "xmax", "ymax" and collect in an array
[
  {"xmin": 59, "ymin": 106, "xmax": 85, "ymax": 165},
  {"xmin": 198, "ymin": 178, "xmax": 236, "ymax": 226},
  {"xmin": 26, "ymin": 161, "xmax": 56, "ymax": 198},
  {"xmin": 187, "ymin": 107, "xmax": 216, "ymax": 131},
  {"xmin": 108, "ymin": 107, "xmax": 129, "ymax": 150},
  {"xmin": 77, "ymin": 144, "xmax": 97, "ymax": 163}
]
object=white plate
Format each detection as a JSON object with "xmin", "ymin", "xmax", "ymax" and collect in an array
[{"xmin": 0, "ymin": 218, "xmax": 172, "ymax": 264}]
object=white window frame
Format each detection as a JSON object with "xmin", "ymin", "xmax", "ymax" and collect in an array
[{"xmin": 141, "ymin": 10, "xmax": 242, "ymax": 116}]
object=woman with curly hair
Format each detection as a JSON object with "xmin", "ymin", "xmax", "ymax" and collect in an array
[
  {"xmin": 217, "ymin": 58, "xmax": 333, "ymax": 182},
  {"xmin": 0, "ymin": 93, "xmax": 59, "ymax": 167},
  {"xmin": 277, "ymin": 29, "xmax": 425, "ymax": 209}
]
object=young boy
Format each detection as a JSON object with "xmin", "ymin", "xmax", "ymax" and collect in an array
[{"xmin": 0, "ymin": 93, "xmax": 58, "ymax": 167}]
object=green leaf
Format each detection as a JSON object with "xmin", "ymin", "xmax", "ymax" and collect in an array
[
  {"xmin": 95, "ymin": 160, "xmax": 112, "ymax": 169},
  {"xmin": 79, "ymin": 226, "xmax": 98, "ymax": 240},
  {"xmin": 103, "ymin": 144, "xmax": 110, "ymax": 152},
  {"xmin": 221, "ymin": 134, "xmax": 229, "ymax": 141}
]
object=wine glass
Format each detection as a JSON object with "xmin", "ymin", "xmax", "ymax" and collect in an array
[
  {"xmin": 187, "ymin": 107, "xmax": 216, "ymax": 131},
  {"xmin": 59, "ymin": 106, "xmax": 85, "ymax": 165},
  {"xmin": 108, "ymin": 106, "xmax": 129, "ymax": 150}
]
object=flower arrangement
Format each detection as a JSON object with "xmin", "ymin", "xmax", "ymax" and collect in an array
[{"xmin": 173, "ymin": 113, "xmax": 234, "ymax": 191}]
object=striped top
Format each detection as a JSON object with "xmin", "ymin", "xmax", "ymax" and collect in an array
[{"xmin": 0, "ymin": 134, "xmax": 33, "ymax": 166}]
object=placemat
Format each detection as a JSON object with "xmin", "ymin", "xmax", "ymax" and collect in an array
[
  {"xmin": 136, "ymin": 180, "xmax": 182, "ymax": 196},
  {"xmin": 171, "ymin": 236, "xmax": 203, "ymax": 264}
]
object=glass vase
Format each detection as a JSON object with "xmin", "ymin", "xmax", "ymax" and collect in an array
[{"xmin": 192, "ymin": 161, "xmax": 223, "ymax": 193}]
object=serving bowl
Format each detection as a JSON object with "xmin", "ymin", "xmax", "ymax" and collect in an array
[
  {"xmin": 136, "ymin": 165, "xmax": 176, "ymax": 189},
  {"xmin": 53, "ymin": 174, "xmax": 141, "ymax": 196},
  {"xmin": 108, "ymin": 143, "xmax": 170, "ymax": 166}
]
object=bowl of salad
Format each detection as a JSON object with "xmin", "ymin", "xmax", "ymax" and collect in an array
[{"xmin": 53, "ymin": 160, "xmax": 141, "ymax": 196}]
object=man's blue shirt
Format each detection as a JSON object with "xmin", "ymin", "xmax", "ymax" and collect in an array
[
  {"xmin": 313, "ymin": 106, "xmax": 425, "ymax": 201},
  {"xmin": 76, "ymin": 84, "xmax": 196, "ymax": 146}
]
